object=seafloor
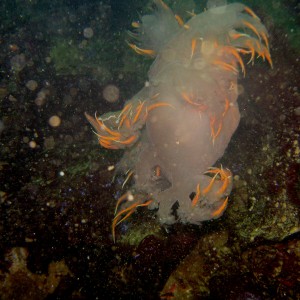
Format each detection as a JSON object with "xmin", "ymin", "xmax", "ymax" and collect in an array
[{"xmin": 0, "ymin": 0, "xmax": 299, "ymax": 299}]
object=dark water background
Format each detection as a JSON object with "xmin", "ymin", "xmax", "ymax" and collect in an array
[{"xmin": 0, "ymin": 0, "xmax": 299, "ymax": 299}]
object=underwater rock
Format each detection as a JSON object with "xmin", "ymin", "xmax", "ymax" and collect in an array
[
  {"xmin": 161, "ymin": 231, "xmax": 300, "ymax": 299},
  {"xmin": 86, "ymin": 1, "xmax": 272, "ymax": 240},
  {"xmin": 227, "ymin": 183, "xmax": 300, "ymax": 243},
  {"xmin": 0, "ymin": 247, "xmax": 72, "ymax": 300},
  {"xmin": 160, "ymin": 230, "xmax": 234, "ymax": 299}
]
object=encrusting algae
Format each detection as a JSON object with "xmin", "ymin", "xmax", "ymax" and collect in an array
[{"xmin": 85, "ymin": 0, "xmax": 272, "ymax": 242}]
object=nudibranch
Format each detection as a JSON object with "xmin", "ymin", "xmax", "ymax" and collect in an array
[{"xmin": 85, "ymin": 0, "xmax": 272, "ymax": 242}]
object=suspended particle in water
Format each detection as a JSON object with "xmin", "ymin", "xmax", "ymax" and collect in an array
[
  {"xmin": 107, "ymin": 165, "xmax": 115, "ymax": 171},
  {"xmin": 48, "ymin": 115, "xmax": 61, "ymax": 127},
  {"xmin": 35, "ymin": 88, "xmax": 49, "ymax": 106},
  {"xmin": 23, "ymin": 137, "xmax": 29, "ymax": 143},
  {"xmin": 26, "ymin": 80, "xmax": 38, "ymax": 91},
  {"xmin": 102, "ymin": 84, "xmax": 120, "ymax": 103},
  {"xmin": 83, "ymin": 27, "xmax": 94, "ymax": 39},
  {"xmin": 29, "ymin": 140, "xmax": 37, "ymax": 148}
]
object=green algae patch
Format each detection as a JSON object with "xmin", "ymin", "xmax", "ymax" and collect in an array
[{"xmin": 49, "ymin": 38, "xmax": 112, "ymax": 82}]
